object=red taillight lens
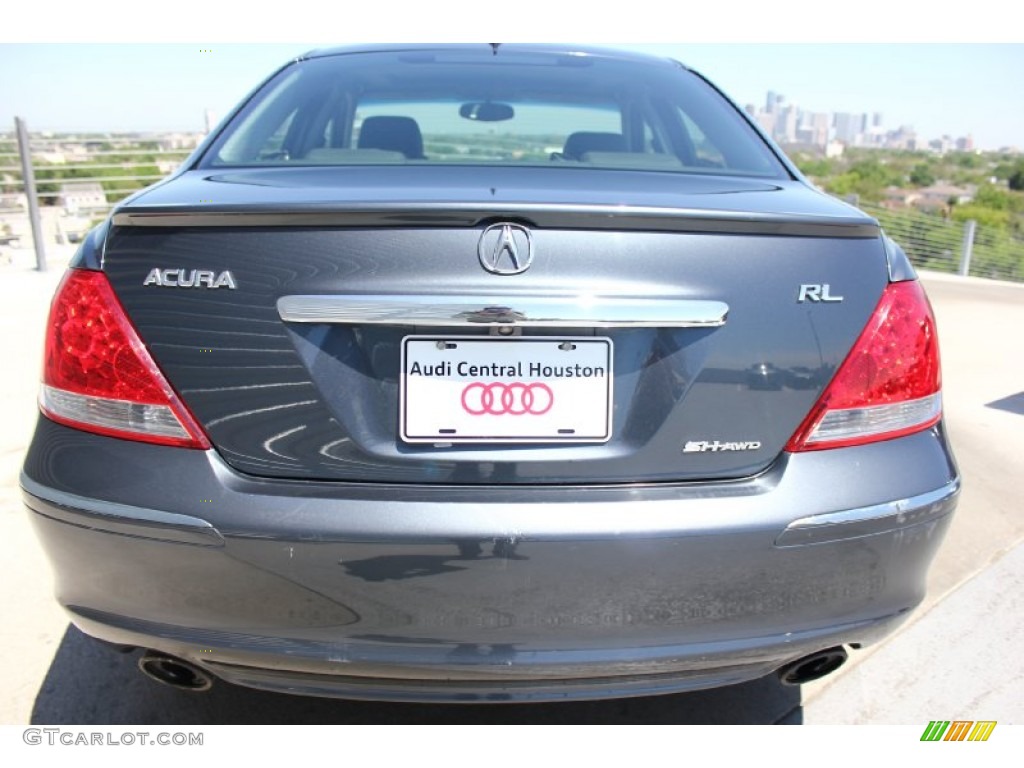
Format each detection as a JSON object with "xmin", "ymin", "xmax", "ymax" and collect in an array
[
  {"xmin": 786, "ymin": 280, "xmax": 942, "ymax": 451},
  {"xmin": 40, "ymin": 269, "xmax": 210, "ymax": 449}
]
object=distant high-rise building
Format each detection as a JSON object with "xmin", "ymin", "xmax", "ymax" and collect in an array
[
  {"xmin": 873, "ymin": 112, "xmax": 883, "ymax": 128},
  {"xmin": 833, "ymin": 112, "xmax": 860, "ymax": 144},
  {"xmin": 956, "ymin": 134, "xmax": 975, "ymax": 152},
  {"xmin": 755, "ymin": 112, "xmax": 775, "ymax": 137},
  {"xmin": 832, "ymin": 112, "xmax": 871, "ymax": 145},
  {"xmin": 885, "ymin": 125, "xmax": 917, "ymax": 151},
  {"xmin": 765, "ymin": 91, "xmax": 778, "ymax": 113},
  {"xmin": 204, "ymin": 109, "xmax": 217, "ymax": 134},
  {"xmin": 808, "ymin": 112, "xmax": 830, "ymax": 147},
  {"xmin": 776, "ymin": 104, "xmax": 799, "ymax": 144}
]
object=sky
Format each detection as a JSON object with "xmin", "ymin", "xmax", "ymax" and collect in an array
[{"xmin": 2, "ymin": 3, "xmax": 1022, "ymax": 151}]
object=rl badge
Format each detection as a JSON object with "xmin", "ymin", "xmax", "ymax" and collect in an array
[{"xmin": 400, "ymin": 337, "xmax": 613, "ymax": 443}]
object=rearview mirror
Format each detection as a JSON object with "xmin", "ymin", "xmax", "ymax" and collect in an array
[{"xmin": 459, "ymin": 102, "xmax": 515, "ymax": 122}]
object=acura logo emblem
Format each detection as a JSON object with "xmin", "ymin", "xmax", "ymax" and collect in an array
[{"xmin": 478, "ymin": 223, "xmax": 533, "ymax": 275}]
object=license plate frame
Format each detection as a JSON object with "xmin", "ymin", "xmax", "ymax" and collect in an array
[{"xmin": 400, "ymin": 336, "xmax": 613, "ymax": 444}]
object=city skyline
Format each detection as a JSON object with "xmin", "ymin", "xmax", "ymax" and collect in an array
[
  {"xmin": 1, "ymin": 42, "xmax": 1021, "ymax": 152},
  {"xmin": 745, "ymin": 91, "xmax": 976, "ymax": 154}
]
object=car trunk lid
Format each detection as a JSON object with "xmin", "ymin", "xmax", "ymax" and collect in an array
[{"xmin": 100, "ymin": 167, "xmax": 887, "ymax": 484}]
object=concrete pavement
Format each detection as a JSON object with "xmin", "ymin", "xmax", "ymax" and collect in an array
[
  {"xmin": 1, "ymin": 248, "xmax": 1021, "ymax": 724},
  {"xmin": 804, "ymin": 538, "xmax": 1023, "ymax": 723}
]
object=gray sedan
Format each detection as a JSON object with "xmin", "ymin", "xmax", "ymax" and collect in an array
[{"xmin": 23, "ymin": 44, "xmax": 958, "ymax": 702}]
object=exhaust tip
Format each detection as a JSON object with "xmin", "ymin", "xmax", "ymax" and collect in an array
[
  {"xmin": 138, "ymin": 652, "xmax": 213, "ymax": 692},
  {"xmin": 777, "ymin": 646, "xmax": 848, "ymax": 686}
]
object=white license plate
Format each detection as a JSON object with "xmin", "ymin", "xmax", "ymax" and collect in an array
[{"xmin": 400, "ymin": 337, "xmax": 613, "ymax": 443}]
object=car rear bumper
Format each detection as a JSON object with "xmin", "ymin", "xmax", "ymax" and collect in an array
[{"xmin": 23, "ymin": 418, "xmax": 959, "ymax": 702}]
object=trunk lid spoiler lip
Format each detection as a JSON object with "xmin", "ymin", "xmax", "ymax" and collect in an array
[{"xmin": 111, "ymin": 203, "xmax": 879, "ymax": 238}]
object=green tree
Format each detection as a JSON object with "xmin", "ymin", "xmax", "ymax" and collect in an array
[
  {"xmin": 951, "ymin": 203, "xmax": 1010, "ymax": 229},
  {"xmin": 795, "ymin": 157, "xmax": 833, "ymax": 177},
  {"xmin": 951, "ymin": 152, "xmax": 984, "ymax": 169},
  {"xmin": 823, "ymin": 159, "xmax": 901, "ymax": 203},
  {"xmin": 909, "ymin": 164, "xmax": 935, "ymax": 187},
  {"xmin": 973, "ymin": 184, "xmax": 1024, "ymax": 212}
]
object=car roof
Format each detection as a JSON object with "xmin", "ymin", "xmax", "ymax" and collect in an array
[{"xmin": 297, "ymin": 43, "xmax": 690, "ymax": 70}]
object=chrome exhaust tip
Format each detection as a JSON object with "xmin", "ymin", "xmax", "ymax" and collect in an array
[
  {"xmin": 138, "ymin": 652, "xmax": 213, "ymax": 692},
  {"xmin": 776, "ymin": 646, "xmax": 849, "ymax": 686}
]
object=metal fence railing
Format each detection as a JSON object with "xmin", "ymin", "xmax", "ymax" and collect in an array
[
  {"xmin": 1, "ymin": 118, "xmax": 200, "ymax": 268},
  {"xmin": 858, "ymin": 202, "xmax": 1024, "ymax": 283},
  {"xmin": 0, "ymin": 138, "xmax": 193, "ymax": 208}
]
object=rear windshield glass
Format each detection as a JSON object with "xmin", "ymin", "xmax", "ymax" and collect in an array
[{"xmin": 203, "ymin": 48, "xmax": 788, "ymax": 179}]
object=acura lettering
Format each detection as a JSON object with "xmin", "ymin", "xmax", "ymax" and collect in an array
[{"xmin": 143, "ymin": 268, "xmax": 237, "ymax": 289}]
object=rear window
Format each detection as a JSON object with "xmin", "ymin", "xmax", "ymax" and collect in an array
[{"xmin": 203, "ymin": 48, "xmax": 788, "ymax": 179}]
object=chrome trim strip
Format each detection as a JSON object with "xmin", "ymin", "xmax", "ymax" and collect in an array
[
  {"xmin": 775, "ymin": 478, "xmax": 960, "ymax": 547},
  {"xmin": 21, "ymin": 473, "xmax": 224, "ymax": 547},
  {"xmin": 277, "ymin": 295, "xmax": 729, "ymax": 328}
]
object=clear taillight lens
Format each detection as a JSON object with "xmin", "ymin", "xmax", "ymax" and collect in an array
[
  {"xmin": 786, "ymin": 280, "xmax": 942, "ymax": 451},
  {"xmin": 40, "ymin": 269, "xmax": 210, "ymax": 449}
]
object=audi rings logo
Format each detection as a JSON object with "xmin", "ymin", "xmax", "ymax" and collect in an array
[{"xmin": 461, "ymin": 382, "xmax": 554, "ymax": 416}]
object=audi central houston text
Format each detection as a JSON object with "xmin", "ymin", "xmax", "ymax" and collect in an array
[
  {"xmin": 23, "ymin": 44, "xmax": 958, "ymax": 702},
  {"xmin": 407, "ymin": 362, "xmax": 607, "ymax": 379}
]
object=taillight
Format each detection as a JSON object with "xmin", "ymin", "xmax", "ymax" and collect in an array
[
  {"xmin": 40, "ymin": 269, "xmax": 210, "ymax": 449},
  {"xmin": 786, "ymin": 280, "xmax": 942, "ymax": 452}
]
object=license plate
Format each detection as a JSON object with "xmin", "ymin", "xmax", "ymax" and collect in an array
[{"xmin": 400, "ymin": 337, "xmax": 613, "ymax": 443}]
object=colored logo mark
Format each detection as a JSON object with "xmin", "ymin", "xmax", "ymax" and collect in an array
[
  {"xmin": 460, "ymin": 382, "xmax": 554, "ymax": 416},
  {"xmin": 920, "ymin": 720, "xmax": 997, "ymax": 741}
]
